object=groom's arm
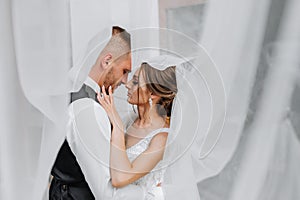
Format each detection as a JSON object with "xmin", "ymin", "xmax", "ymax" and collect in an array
[{"xmin": 67, "ymin": 98, "xmax": 112, "ymax": 198}]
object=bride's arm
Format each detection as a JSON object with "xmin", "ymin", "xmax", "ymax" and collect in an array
[
  {"xmin": 97, "ymin": 86, "xmax": 168, "ymax": 188},
  {"xmin": 110, "ymin": 129, "xmax": 167, "ymax": 188}
]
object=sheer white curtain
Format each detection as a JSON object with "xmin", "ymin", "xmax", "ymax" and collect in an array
[
  {"xmin": 0, "ymin": 0, "xmax": 70, "ymax": 199},
  {"xmin": 198, "ymin": 0, "xmax": 300, "ymax": 199},
  {"xmin": 70, "ymin": 0, "xmax": 159, "ymax": 66},
  {"xmin": 70, "ymin": 0, "xmax": 159, "ymax": 111},
  {"xmin": 2, "ymin": 0, "xmax": 299, "ymax": 199},
  {"xmin": 0, "ymin": 0, "xmax": 159, "ymax": 200},
  {"xmin": 196, "ymin": 0, "xmax": 273, "ymax": 182},
  {"xmin": 229, "ymin": 0, "xmax": 300, "ymax": 198}
]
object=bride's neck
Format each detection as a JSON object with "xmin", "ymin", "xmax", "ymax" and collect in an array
[{"xmin": 136, "ymin": 103, "xmax": 160, "ymax": 128}]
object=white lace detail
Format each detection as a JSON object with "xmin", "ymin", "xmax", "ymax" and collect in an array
[{"xmin": 126, "ymin": 128, "xmax": 169, "ymax": 200}]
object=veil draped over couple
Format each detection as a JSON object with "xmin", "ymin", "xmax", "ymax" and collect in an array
[{"xmin": 49, "ymin": 26, "xmax": 225, "ymax": 200}]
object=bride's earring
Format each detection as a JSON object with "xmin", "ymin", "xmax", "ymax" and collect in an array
[{"xmin": 149, "ymin": 98, "xmax": 152, "ymax": 108}]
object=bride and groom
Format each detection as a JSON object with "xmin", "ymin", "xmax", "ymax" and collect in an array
[{"xmin": 50, "ymin": 26, "xmax": 196, "ymax": 200}]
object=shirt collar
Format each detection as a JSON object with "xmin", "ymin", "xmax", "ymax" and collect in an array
[{"xmin": 84, "ymin": 76, "xmax": 100, "ymax": 93}]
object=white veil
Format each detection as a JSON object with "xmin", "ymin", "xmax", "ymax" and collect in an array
[
  {"xmin": 140, "ymin": 52, "xmax": 225, "ymax": 200},
  {"xmin": 125, "ymin": 28, "xmax": 226, "ymax": 200}
]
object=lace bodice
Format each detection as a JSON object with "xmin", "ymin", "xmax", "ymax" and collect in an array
[{"xmin": 126, "ymin": 128, "xmax": 169, "ymax": 200}]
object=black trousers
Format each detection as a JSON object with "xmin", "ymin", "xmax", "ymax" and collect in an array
[{"xmin": 49, "ymin": 177, "xmax": 95, "ymax": 200}]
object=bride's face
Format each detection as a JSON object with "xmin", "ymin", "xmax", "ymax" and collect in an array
[{"xmin": 125, "ymin": 68, "xmax": 151, "ymax": 105}]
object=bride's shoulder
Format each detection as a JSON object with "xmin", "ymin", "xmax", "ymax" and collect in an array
[{"xmin": 147, "ymin": 131, "xmax": 168, "ymax": 151}]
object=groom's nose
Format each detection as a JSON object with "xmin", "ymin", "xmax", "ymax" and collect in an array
[
  {"xmin": 121, "ymin": 73, "xmax": 129, "ymax": 84},
  {"xmin": 125, "ymin": 81, "xmax": 130, "ymax": 89}
]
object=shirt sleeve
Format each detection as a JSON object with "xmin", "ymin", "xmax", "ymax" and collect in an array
[{"xmin": 66, "ymin": 98, "xmax": 114, "ymax": 199}]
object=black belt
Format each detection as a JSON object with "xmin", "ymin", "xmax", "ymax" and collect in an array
[
  {"xmin": 49, "ymin": 177, "xmax": 95, "ymax": 200},
  {"xmin": 54, "ymin": 178, "xmax": 88, "ymax": 186}
]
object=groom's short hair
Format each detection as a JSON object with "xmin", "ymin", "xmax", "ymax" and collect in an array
[{"xmin": 102, "ymin": 26, "xmax": 131, "ymax": 60}]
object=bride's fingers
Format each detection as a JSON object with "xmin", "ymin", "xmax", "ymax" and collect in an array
[
  {"xmin": 102, "ymin": 85, "xmax": 111, "ymax": 104},
  {"xmin": 108, "ymin": 86, "xmax": 114, "ymax": 105},
  {"xmin": 101, "ymin": 85, "xmax": 106, "ymax": 96},
  {"xmin": 97, "ymin": 92, "xmax": 109, "ymax": 108},
  {"xmin": 97, "ymin": 92, "xmax": 101, "ymax": 102},
  {"xmin": 97, "ymin": 91, "xmax": 114, "ymax": 115},
  {"xmin": 97, "ymin": 92, "xmax": 105, "ymax": 105}
]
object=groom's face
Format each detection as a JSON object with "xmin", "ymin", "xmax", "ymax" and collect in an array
[{"xmin": 103, "ymin": 53, "xmax": 132, "ymax": 92}]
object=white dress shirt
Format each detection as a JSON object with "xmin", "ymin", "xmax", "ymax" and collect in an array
[
  {"xmin": 84, "ymin": 76, "xmax": 100, "ymax": 94},
  {"xmin": 66, "ymin": 77, "xmax": 145, "ymax": 199}
]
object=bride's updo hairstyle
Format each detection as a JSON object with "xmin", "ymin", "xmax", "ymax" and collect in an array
[{"xmin": 139, "ymin": 62, "xmax": 177, "ymax": 122}]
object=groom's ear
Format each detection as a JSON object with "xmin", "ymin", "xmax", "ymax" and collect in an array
[{"xmin": 102, "ymin": 54, "xmax": 112, "ymax": 69}]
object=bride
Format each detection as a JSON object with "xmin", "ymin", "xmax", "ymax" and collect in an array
[{"xmin": 97, "ymin": 61, "xmax": 177, "ymax": 199}]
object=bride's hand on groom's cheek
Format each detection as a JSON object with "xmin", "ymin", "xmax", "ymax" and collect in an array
[{"xmin": 97, "ymin": 86, "xmax": 124, "ymax": 131}]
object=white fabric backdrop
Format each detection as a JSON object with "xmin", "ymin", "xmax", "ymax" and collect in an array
[
  {"xmin": 1, "ymin": 0, "xmax": 299, "ymax": 199},
  {"xmin": 198, "ymin": 0, "xmax": 300, "ymax": 199},
  {"xmin": 1, "ymin": 0, "xmax": 70, "ymax": 199},
  {"xmin": 0, "ymin": 0, "xmax": 159, "ymax": 199},
  {"xmin": 196, "ymin": 0, "xmax": 273, "ymax": 181},
  {"xmin": 229, "ymin": 0, "xmax": 300, "ymax": 198}
]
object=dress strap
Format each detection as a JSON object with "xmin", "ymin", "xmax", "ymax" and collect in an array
[
  {"xmin": 146, "ymin": 128, "xmax": 170, "ymax": 139},
  {"xmin": 126, "ymin": 127, "xmax": 170, "ymax": 150}
]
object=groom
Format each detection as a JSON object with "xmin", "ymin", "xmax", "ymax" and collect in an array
[{"xmin": 49, "ymin": 26, "xmax": 132, "ymax": 200}]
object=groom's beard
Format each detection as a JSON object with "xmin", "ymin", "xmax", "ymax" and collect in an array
[{"xmin": 103, "ymin": 68, "xmax": 119, "ymax": 92}]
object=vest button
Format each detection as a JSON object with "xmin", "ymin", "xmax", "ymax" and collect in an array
[{"xmin": 62, "ymin": 184, "xmax": 68, "ymax": 191}]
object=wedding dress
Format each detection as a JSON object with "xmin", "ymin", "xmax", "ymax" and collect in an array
[{"xmin": 126, "ymin": 127, "xmax": 170, "ymax": 200}]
